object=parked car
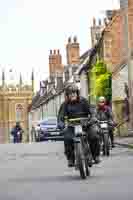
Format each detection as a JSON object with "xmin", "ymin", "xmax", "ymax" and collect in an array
[{"xmin": 35, "ymin": 117, "xmax": 61, "ymax": 142}]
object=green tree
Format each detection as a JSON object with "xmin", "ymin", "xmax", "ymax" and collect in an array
[{"xmin": 89, "ymin": 60, "xmax": 112, "ymax": 104}]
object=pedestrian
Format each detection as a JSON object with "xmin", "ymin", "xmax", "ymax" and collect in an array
[
  {"xmin": 31, "ymin": 125, "xmax": 36, "ymax": 142},
  {"xmin": 11, "ymin": 122, "xmax": 24, "ymax": 143}
]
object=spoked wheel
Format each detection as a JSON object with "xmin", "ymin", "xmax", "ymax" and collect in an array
[
  {"xmin": 103, "ymin": 133, "xmax": 110, "ymax": 156},
  {"xmin": 100, "ymin": 136, "xmax": 103, "ymax": 153},
  {"xmin": 85, "ymin": 142, "xmax": 93, "ymax": 168},
  {"xmin": 109, "ymin": 136, "xmax": 112, "ymax": 150},
  {"xmin": 85, "ymin": 159, "xmax": 90, "ymax": 176},
  {"xmin": 75, "ymin": 143, "xmax": 86, "ymax": 179}
]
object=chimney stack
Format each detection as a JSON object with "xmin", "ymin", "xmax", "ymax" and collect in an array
[
  {"xmin": 66, "ymin": 36, "xmax": 80, "ymax": 65},
  {"xmin": 49, "ymin": 49, "xmax": 63, "ymax": 77}
]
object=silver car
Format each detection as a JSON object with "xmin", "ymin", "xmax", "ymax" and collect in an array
[{"xmin": 35, "ymin": 117, "xmax": 59, "ymax": 141}]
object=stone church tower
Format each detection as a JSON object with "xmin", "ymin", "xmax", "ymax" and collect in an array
[
  {"xmin": 0, "ymin": 70, "xmax": 34, "ymax": 143},
  {"xmin": 90, "ymin": 17, "xmax": 104, "ymax": 47}
]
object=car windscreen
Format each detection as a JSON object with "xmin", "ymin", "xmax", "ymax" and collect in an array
[{"xmin": 40, "ymin": 119, "xmax": 57, "ymax": 126}]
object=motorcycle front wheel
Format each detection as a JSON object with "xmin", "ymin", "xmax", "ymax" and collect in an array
[
  {"xmin": 75, "ymin": 143, "xmax": 86, "ymax": 179},
  {"xmin": 103, "ymin": 133, "xmax": 110, "ymax": 156}
]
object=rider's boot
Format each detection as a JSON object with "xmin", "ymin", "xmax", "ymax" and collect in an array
[
  {"xmin": 94, "ymin": 156, "xmax": 101, "ymax": 164},
  {"xmin": 68, "ymin": 159, "xmax": 75, "ymax": 167},
  {"xmin": 109, "ymin": 130, "xmax": 115, "ymax": 148},
  {"xmin": 112, "ymin": 143, "xmax": 115, "ymax": 148},
  {"xmin": 67, "ymin": 152, "xmax": 75, "ymax": 167}
]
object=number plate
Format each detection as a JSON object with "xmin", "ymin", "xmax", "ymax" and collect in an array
[
  {"xmin": 50, "ymin": 131, "xmax": 59, "ymax": 135},
  {"xmin": 100, "ymin": 123, "xmax": 108, "ymax": 128},
  {"xmin": 75, "ymin": 125, "xmax": 82, "ymax": 134}
]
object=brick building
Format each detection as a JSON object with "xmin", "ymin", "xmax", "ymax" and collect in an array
[{"xmin": 89, "ymin": 1, "xmax": 133, "ymax": 135}]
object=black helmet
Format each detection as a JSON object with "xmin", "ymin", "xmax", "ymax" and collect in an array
[{"xmin": 65, "ymin": 84, "xmax": 79, "ymax": 96}]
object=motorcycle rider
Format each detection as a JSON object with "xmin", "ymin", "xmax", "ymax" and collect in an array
[
  {"xmin": 96, "ymin": 96, "xmax": 115, "ymax": 148},
  {"xmin": 57, "ymin": 84, "xmax": 101, "ymax": 167}
]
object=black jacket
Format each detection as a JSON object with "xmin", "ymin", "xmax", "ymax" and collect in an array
[
  {"xmin": 96, "ymin": 106, "xmax": 114, "ymax": 125},
  {"xmin": 57, "ymin": 96, "xmax": 96, "ymax": 128},
  {"xmin": 11, "ymin": 126, "xmax": 23, "ymax": 136}
]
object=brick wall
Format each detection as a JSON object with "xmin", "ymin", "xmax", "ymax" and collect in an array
[
  {"xmin": 128, "ymin": 0, "xmax": 133, "ymax": 50},
  {"xmin": 101, "ymin": 5, "xmax": 132, "ymax": 102},
  {"xmin": 103, "ymin": 11, "xmax": 123, "ymax": 72}
]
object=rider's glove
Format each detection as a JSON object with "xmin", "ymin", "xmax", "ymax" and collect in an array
[
  {"xmin": 57, "ymin": 121, "xmax": 65, "ymax": 130},
  {"xmin": 81, "ymin": 120, "xmax": 88, "ymax": 127},
  {"xmin": 81, "ymin": 120, "xmax": 89, "ymax": 131},
  {"xmin": 88, "ymin": 117, "xmax": 98, "ymax": 126}
]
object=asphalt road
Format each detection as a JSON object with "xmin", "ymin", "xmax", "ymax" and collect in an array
[{"xmin": 0, "ymin": 142, "xmax": 132, "ymax": 200}]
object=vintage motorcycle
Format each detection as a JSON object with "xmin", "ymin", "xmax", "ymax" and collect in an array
[
  {"xmin": 65, "ymin": 117, "xmax": 93, "ymax": 179},
  {"xmin": 99, "ymin": 120, "xmax": 111, "ymax": 156}
]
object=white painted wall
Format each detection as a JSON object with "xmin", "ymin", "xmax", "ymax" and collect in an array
[
  {"xmin": 80, "ymin": 72, "xmax": 88, "ymax": 98},
  {"xmin": 28, "ymin": 91, "xmax": 65, "ymax": 127},
  {"xmin": 112, "ymin": 65, "xmax": 128, "ymax": 100}
]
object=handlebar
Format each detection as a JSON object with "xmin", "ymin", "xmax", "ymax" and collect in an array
[
  {"xmin": 98, "ymin": 120, "xmax": 108, "ymax": 123},
  {"xmin": 67, "ymin": 117, "xmax": 89, "ymax": 122}
]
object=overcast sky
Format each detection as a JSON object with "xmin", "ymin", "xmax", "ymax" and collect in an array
[{"xmin": 0, "ymin": 0, "xmax": 119, "ymax": 90}]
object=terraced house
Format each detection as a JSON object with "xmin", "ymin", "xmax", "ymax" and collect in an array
[{"xmin": 28, "ymin": 37, "xmax": 81, "ymax": 131}]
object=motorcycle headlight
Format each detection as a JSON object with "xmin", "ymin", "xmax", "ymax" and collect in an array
[
  {"xmin": 100, "ymin": 123, "xmax": 108, "ymax": 128},
  {"xmin": 35, "ymin": 126, "xmax": 41, "ymax": 131}
]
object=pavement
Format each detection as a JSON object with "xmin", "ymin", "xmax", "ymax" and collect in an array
[
  {"xmin": 115, "ymin": 136, "xmax": 133, "ymax": 148},
  {"xmin": 0, "ymin": 142, "xmax": 132, "ymax": 199}
]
